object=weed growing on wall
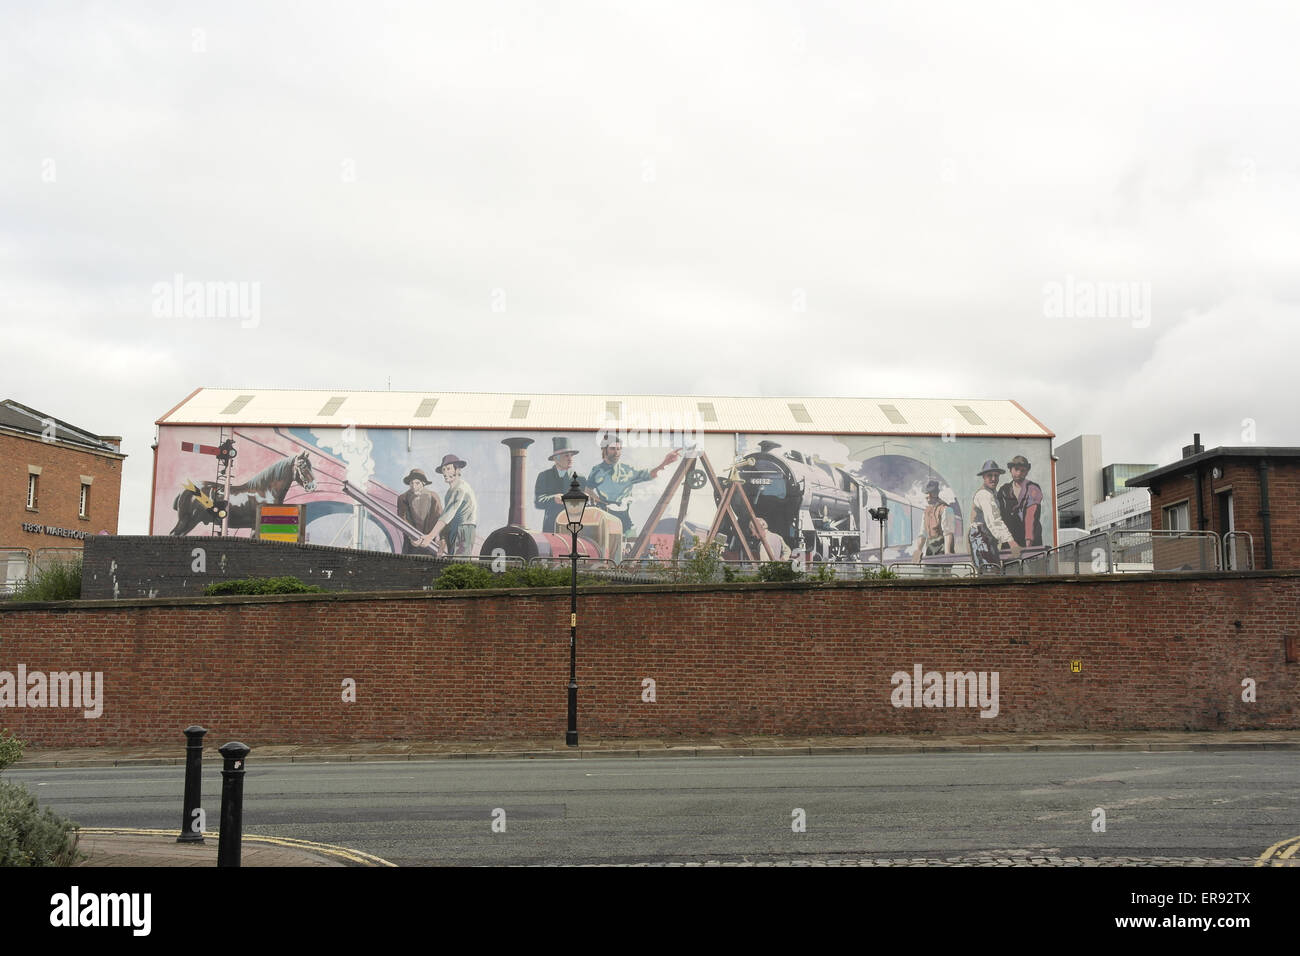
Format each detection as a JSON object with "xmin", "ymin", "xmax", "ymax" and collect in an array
[{"xmin": 8, "ymin": 557, "xmax": 82, "ymax": 602}]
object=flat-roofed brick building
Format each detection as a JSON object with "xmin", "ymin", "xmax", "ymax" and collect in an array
[{"xmin": 1130, "ymin": 440, "xmax": 1300, "ymax": 570}]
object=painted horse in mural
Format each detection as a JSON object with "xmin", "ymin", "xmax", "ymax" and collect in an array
[{"xmin": 169, "ymin": 451, "xmax": 317, "ymax": 536}]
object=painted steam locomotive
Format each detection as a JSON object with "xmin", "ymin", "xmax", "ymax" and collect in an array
[
  {"xmin": 476, "ymin": 434, "xmax": 954, "ymax": 565},
  {"xmin": 723, "ymin": 441, "xmax": 952, "ymax": 562}
]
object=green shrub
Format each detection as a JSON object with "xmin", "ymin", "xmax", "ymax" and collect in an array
[
  {"xmin": 436, "ymin": 563, "xmax": 609, "ymax": 590},
  {"xmin": 0, "ymin": 731, "xmax": 23, "ymax": 773},
  {"xmin": 498, "ymin": 565, "xmax": 573, "ymax": 589},
  {"xmin": 8, "ymin": 557, "xmax": 82, "ymax": 602},
  {"xmin": 432, "ymin": 563, "xmax": 495, "ymax": 589},
  {"xmin": 811, "ymin": 562, "xmax": 837, "ymax": 583},
  {"xmin": 679, "ymin": 537, "xmax": 726, "ymax": 584},
  {"xmin": 862, "ymin": 565, "xmax": 898, "ymax": 580},
  {"xmin": 757, "ymin": 560, "xmax": 801, "ymax": 582},
  {"xmin": 203, "ymin": 576, "xmax": 325, "ymax": 596},
  {"xmin": 0, "ymin": 781, "xmax": 82, "ymax": 867}
]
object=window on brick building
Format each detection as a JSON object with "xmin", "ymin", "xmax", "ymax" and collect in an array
[
  {"xmin": 27, "ymin": 473, "xmax": 38, "ymax": 509},
  {"xmin": 1162, "ymin": 501, "xmax": 1189, "ymax": 531},
  {"xmin": 80, "ymin": 483, "xmax": 91, "ymax": 518}
]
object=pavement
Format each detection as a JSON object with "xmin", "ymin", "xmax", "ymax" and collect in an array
[
  {"xmin": 71, "ymin": 830, "xmax": 368, "ymax": 867},
  {"xmin": 12, "ymin": 730, "xmax": 1300, "ymax": 867}
]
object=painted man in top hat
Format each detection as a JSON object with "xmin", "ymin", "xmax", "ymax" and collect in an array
[
  {"xmin": 996, "ymin": 455, "xmax": 1044, "ymax": 547},
  {"xmin": 911, "ymin": 479, "xmax": 955, "ymax": 562},
  {"xmin": 969, "ymin": 460, "xmax": 1019, "ymax": 570},
  {"xmin": 417, "ymin": 453, "xmax": 477, "ymax": 556},
  {"xmin": 534, "ymin": 437, "xmax": 585, "ymax": 533},
  {"xmin": 397, "ymin": 468, "xmax": 444, "ymax": 554}
]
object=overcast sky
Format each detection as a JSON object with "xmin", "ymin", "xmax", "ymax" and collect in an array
[{"xmin": 3, "ymin": 1, "xmax": 1297, "ymax": 534}]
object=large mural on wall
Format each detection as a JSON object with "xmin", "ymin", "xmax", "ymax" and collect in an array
[{"xmin": 152, "ymin": 426, "xmax": 1054, "ymax": 569}]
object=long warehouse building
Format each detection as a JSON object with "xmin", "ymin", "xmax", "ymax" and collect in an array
[{"xmin": 151, "ymin": 389, "xmax": 1056, "ymax": 565}]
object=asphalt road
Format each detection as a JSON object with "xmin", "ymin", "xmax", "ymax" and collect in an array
[{"xmin": 9, "ymin": 752, "xmax": 1298, "ymax": 865}]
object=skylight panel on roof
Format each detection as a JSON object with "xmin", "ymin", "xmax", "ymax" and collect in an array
[
  {"xmin": 220, "ymin": 395, "xmax": 255, "ymax": 415},
  {"xmin": 317, "ymin": 396, "xmax": 347, "ymax": 417},
  {"xmin": 510, "ymin": 400, "xmax": 530, "ymax": 419},
  {"xmin": 788, "ymin": 403, "xmax": 812, "ymax": 424},
  {"xmin": 954, "ymin": 405, "xmax": 987, "ymax": 426},
  {"xmin": 697, "ymin": 402, "xmax": 717, "ymax": 422},
  {"xmin": 879, "ymin": 404, "xmax": 906, "ymax": 424},
  {"xmin": 414, "ymin": 398, "xmax": 439, "ymax": 418}
]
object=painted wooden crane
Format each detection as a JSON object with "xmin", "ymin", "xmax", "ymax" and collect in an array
[{"xmin": 625, "ymin": 448, "xmax": 777, "ymax": 562}]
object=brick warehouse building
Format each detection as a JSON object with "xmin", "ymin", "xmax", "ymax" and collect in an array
[
  {"xmin": 1130, "ymin": 438, "xmax": 1300, "ymax": 570},
  {"xmin": 0, "ymin": 400, "xmax": 126, "ymax": 579}
]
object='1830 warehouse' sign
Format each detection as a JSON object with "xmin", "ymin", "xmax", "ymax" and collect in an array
[{"xmin": 20, "ymin": 523, "xmax": 88, "ymax": 540}]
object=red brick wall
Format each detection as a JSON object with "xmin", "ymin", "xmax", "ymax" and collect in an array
[
  {"xmin": 0, "ymin": 431, "xmax": 123, "ymax": 551},
  {"xmin": 1147, "ymin": 457, "xmax": 1300, "ymax": 570},
  {"xmin": 1, "ymin": 574, "xmax": 1297, "ymax": 747}
]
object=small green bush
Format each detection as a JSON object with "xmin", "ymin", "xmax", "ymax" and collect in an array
[
  {"xmin": 757, "ymin": 561, "xmax": 801, "ymax": 582},
  {"xmin": 8, "ymin": 557, "xmax": 82, "ymax": 602},
  {"xmin": 0, "ymin": 731, "xmax": 23, "ymax": 773},
  {"xmin": 433, "ymin": 563, "xmax": 495, "ymax": 589},
  {"xmin": 679, "ymin": 537, "xmax": 726, "ymax": 584},
  {"xmin": 498, "ymin": 565, "xmax": 574, "ymax": 589},
  {"xmin": 0, "ymin": 781, "xmax": 83, "ymax": 867},
  {"xmin": 811, "ymin": 562, "xmax": 837, "ymax": 583},
  {"xmin": 203, "ymin": 576, "xmax": 324, "ymax": 596},
  {"xmin": 436, "ymin": 562, "xmax": 612, "ymax": 590},
  {"xmin": 862, "ymin": 565, "xmax": 898, "ymax": 580}
]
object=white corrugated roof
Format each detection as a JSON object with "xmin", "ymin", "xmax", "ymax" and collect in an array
[{"xmin": 158, "ymin": 388, "xmax": 1052, "ymax": 437}]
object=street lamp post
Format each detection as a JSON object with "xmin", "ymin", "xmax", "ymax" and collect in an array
[
  {"xmin": 561, "ymin": 477, "xmax": 589, "ymax": 747},
  {"xmin": 868, "ymin": 505, "xmax": 890, "ymax": 568}
]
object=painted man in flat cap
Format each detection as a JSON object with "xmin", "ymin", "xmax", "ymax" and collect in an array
[
  {"xmin": 397, "ymin": 468, "xmax": 443, "ymax": 554},
  {"xmin": 996, "ymin": 455, "xmax": 1044, "ymax": 547},
  {"xmin": 587, "ymin": 432, "xmax": 680, "ymax": 536},
  {"xmin": 417, "ymin": 454, "xmax": 477, "ymax": 556}
]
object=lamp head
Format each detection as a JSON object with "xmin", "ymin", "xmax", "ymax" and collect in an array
[{"xmin": 562, "ymin": 476, "xmax": 589, "ymax": 526}]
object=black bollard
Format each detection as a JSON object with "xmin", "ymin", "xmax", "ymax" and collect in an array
[
  {"xmin": 216, "ymin": 741, "xmax": 251, "ymax": 868},
  {"xmin": 177, "ymin": 725, "xmax": 207, "ymax": 844}
]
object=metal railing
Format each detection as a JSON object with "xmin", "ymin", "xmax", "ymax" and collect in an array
[
  {"xmin": 1001, "ymin": 530, "xmax": 1223, "ymax": 576},
  {"xmin": 431, "ymin": 529, "xmax": 1238, "ymax": 589},
  {"xmin": 885, "ymin": 562, "xmax": 978, "ymax": 579},
  {"xmin": 32, "ymin": 547, "xmax": 83, "ymax": 572},
  {"xmin": 441, "ymin": 553, "xmax": 528, "ymax": 571},
  {"xmin": 1222, "ymin": 531, "xmax": 1255, "ymax": 571},
  {"xmin": 524, "ymin": 556, "xmax": 621, "ymax": 572},
  {"xmin": 1, "ymin": 548, "xmax": 34, "ymax": 595},
  {"xmin": 513, "ymin": 556, "xmax": 981, "ymax": 584}
]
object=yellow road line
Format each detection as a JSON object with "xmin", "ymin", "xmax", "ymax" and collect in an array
[
  {"xmin": 75, "ymin": 827, "xmax": 396, "ymax": 867},
  {"xmin": 1255, "ymin": 834, "xmax": 1300, "ymax": 867}
]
